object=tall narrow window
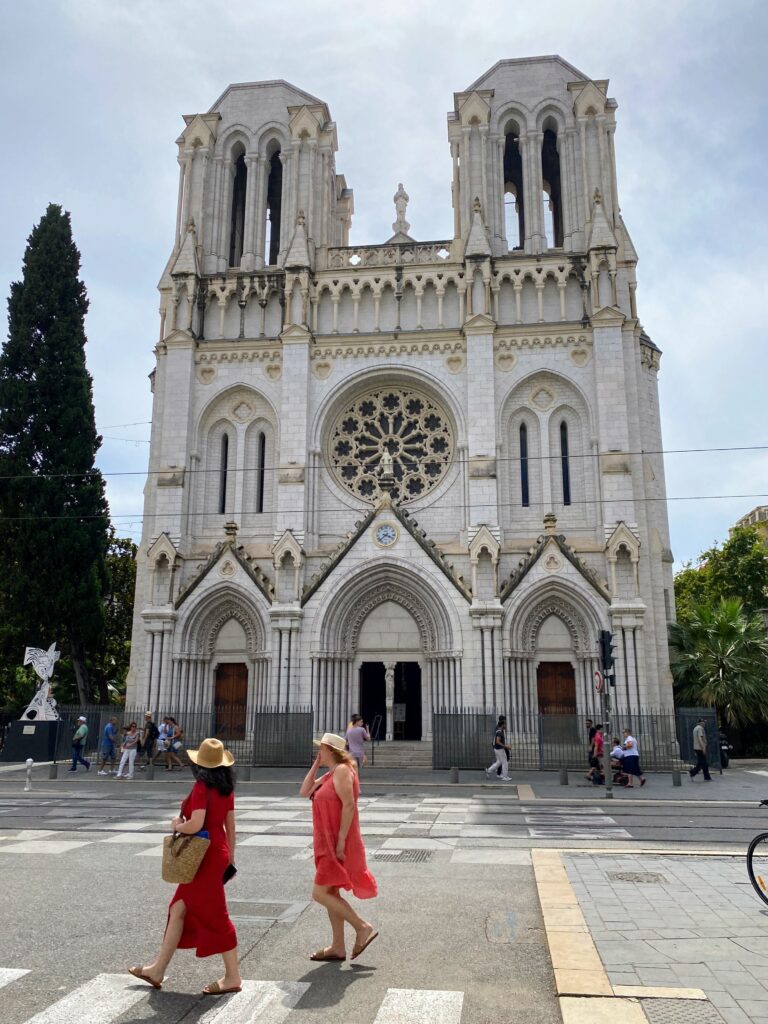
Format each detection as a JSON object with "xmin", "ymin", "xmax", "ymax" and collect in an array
[
  {"xmin": 560, "ymin": 421, "xmax": 571, "ymax": 506},
  {"xmin": 541, "ymin": 126, "xmax": 563, "ymax": 248},
  {"xmin": 504, "ymin": 187, "xmax": 520, "ymax": 250},
  {"xmin": 503, "ymin": 122, "xmax": 525, "ymax": 248},
  {"xmin": 519, "ymin": 423, "xmax": 530, "ymax": 507},
  {"xmin": 265, "ymin": 149, "xmax": 282, "ymax": 265},
  {"xmin": 256, "ymin": 430, "xmax": 266, "ymax": 514},
  {"xmin": 218, "ymin": 433, "xmax": 229, "ymax": 515},
  {"xmin": 228, "ymin": 150, "xmax": 247, "ymax": 267}
]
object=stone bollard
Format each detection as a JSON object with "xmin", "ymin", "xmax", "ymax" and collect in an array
[
  {"xmin": 24, "ymin": 758, "xmax": 33, "ymax": 792},
  {"xmin": 49, "ymin": 764, "xmax": 58, "ymax": 780},
  {"xmin": 449, "ymin": 766, "xmax": 459, "ymax": 784},
  {"xmin": 559, "ymin": 767, "xmax": 568, "ymax": 786},
  {"xmin": 240, "ymin": 766, "xmax": 251, "ymax": 782},
  {"xmin": 146, "ymin": 764, "xmax": 155, "ymax": 781},
  {"xmin": 672, "ymin": 768, "xmax": 682, "ymax": 787}
]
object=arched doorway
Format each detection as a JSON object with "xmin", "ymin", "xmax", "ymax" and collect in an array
[{"xmin": 535, "ymin": 614, "xmax": 577, "ymax": 714}]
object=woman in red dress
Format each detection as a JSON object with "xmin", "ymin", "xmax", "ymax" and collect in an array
[
  {"xmin": 129, "ymin": 738, "xmax": 241, "ymax": 995},
  {"xmin": 299, "ymin": 731, "xmax": 378, "ymax": 962}
]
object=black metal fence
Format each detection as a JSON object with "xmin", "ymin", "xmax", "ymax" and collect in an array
[
  {"xmin": 53, "ymin": 704, "xmax": 314, "ymax": 767},
  {"xmin": 433, "ymin": 707, "xmax": 691, "ymax": 771}
]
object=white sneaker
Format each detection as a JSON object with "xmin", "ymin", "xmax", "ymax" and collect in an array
[{"xmin": 97, "ymin": 770, "xmax": 109, "ymax": 776}]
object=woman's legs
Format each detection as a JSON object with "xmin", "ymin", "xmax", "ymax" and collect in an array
[
  {"xmin": 126, "ymin": 748, "xmax": 137, "ymax": 779},
  {"xmin": 141, "ymin": 900, "xmax": 186, "ymax": 982},
  {"xmin": 116, "ymin": 750, "xmax": 129, "ymax": 778},
  {"xmin": 312, "ymin": 884, "xmax": 373, "ymax": 952}
]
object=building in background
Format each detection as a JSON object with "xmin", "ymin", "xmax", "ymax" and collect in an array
[
  {"xmin": 731, "ymin": 506, "xmax": 768, "ymax": 544},
  {"xmin": 127, "ymin": 55, "xmax": 675, "ymax": 739}
]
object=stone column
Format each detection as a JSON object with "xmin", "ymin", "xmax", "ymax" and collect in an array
[
  {"xmin": 384, "ymin": 662, "xmax": 396, "ymax": 741},
  {"xmin": 463, "ymin": 314, "xmax": 498, "ymax": 530}
]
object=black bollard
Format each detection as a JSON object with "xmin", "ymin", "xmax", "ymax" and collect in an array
[
  {"xmin": 672, "ymin": 768, "xmax": 682, "ymax": 787},
  {"xmin": 559, "ymin": 767, "xmax": 569, "ymax": 785},
  {"xmin": 48, "ymin": 764, "xmax": 58, "ymax": 780},
  {"xmin": 449, "ymin": 766, "xmax": 459, "ymax": 784},
  {"xmin": 146, "ymin": 764, "xmax": 155, "ymax": 781}
]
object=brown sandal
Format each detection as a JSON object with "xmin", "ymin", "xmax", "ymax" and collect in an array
[
  {"xmin": 309, "ymin": 949, "xmax": 346, "ymax": 962},
  {"xmin": 203, "ymin": 980, "xmax": 243, "ymax": 994},
  {"xmin": 128, "ymin": 966, "xmax": 162, "ymax": 990},
  {"xmin": 350, "ymin": 930, "xmax": 379, "ymax": 961}
]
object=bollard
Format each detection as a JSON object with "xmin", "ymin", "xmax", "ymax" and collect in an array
[
  {"xmin": 672, "ymin": 768, "xmax": 682, "ymax": 787},
  {"xmin": 49, "ymin": 764, "xmax": 58, "ymax": 780},
  {"xmin": 24, "ymin": 758, "xmax": 33, "ymax": 792},
  {"xmin": 146, "ymin": 764, "xmax": 155, "ymax": 781},
  {"xmin": 559, "ymin": 766, "xmax": 568, "ymax": 786},
  {"xmin": 449, "ymin": 766, "xmax": 459, "ymax": 784},
  {"xmin": 240, "ymin": 766, "xmax": 251, "ymax": 782}
]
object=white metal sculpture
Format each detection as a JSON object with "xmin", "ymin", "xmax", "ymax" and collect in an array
[{"xmin": 20, "ymin": 644, "xmax": 61, "ymax": 721}]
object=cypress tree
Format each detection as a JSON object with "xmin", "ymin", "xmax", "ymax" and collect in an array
[{"xmin": 0, "ymin": 204, "xmax": 109, "ymax": 704}]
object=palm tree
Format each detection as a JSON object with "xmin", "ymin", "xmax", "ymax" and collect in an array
[{"xmin": 669, "ymin": 598, "xmax": 768, "ymax": 727}]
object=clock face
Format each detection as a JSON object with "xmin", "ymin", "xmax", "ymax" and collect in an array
[{"xmin": 375, "ymin": 523, "xmax": 398, "ymax": 546}]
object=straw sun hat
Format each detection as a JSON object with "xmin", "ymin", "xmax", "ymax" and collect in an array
[
  {"xmin": 313, "ymin": 732, "xmax": 347, "ymax": 752},
  {"xmin": 187, "ymin": 737, "xmax": 235, "ymax": 768}
]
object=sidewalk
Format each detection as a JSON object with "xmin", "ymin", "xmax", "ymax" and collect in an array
[{"xmin": 5, "ymin": 759, "xmax": 765, "ymax": 802}]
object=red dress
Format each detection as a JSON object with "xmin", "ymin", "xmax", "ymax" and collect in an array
[
  {"xmin": 169, "ymin": 780, "xmax": 238, "ymax": 957},
  {"xmin": 311, "ymin": 765, "xmax": 377, "ymax": 898}
]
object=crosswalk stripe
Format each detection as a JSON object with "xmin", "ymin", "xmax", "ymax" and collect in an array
[
  {"xmin": 0, "ymin": 968, "xmax": 29, "ymax": 990},
  {"xmin": 22, "ymin": 974, "xmax": 149, "ymax": 1024},
  {"xmin": 198, "ymin": 980, "xmax": 310, "ymax": 1022},
  {"xmin": 372, "ymin": 987, "xmax": 464, "ymax": 1023}
]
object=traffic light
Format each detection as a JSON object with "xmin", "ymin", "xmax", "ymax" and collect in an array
[{"xmin": 599, "ymin": 629, "xmax": 615, "ymax": 682}]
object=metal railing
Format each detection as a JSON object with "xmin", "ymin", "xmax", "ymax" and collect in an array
[
  {"xmin": 54, "ymin": 704, "xmax": 314, "ymax": 767},
  {"xmin": 432, "ymin": 707, "xmax": 687, "ymax": 771}
]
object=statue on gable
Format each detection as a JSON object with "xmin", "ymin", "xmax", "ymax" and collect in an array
[
  {"xmin": 20, "ymin": 643, "xmax": 61, "ymax": 721},
  {"xmin": 392, "ymin": 183, "xmax": 410, "ymax": 236}
]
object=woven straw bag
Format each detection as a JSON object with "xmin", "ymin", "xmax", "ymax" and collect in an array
[{"xmin": 162, "ymin": 832, "xmax": 210, "ymax": 884}]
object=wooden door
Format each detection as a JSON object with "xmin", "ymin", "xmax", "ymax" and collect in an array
[
  {"xmin": 214, "ymin": 663, "xmax": 248, "ymax": 739},
  {"xmin": 536, "ymin": 662, "xmax": 577, "ymax": 714}
]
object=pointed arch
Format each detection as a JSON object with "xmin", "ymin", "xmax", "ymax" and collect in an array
[{"xmin": 180, "ymin": 584, "xmax": 268, "ymax": 657}]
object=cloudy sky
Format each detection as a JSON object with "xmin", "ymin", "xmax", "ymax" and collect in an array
[{"xmin": 1, "ymin": 0, "xmax": 765, "ymax": 567}]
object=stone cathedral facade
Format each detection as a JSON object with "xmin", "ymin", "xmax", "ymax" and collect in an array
[{"xmin": 127, "ymin": 55, "xmax": 676, "ymax": 741}]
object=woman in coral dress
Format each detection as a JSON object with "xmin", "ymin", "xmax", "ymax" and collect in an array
[
  {"xmin": 300, "ymin": 731, "xmax": 378, "ymax": 962},
  {"xmin": 129, "ymin": 738, "xmax": 241, "ymax": 995}
]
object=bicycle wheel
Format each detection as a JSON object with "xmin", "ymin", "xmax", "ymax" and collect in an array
[{"xmin": 747, "ymin": 832, "xmax": 768, "ymax": 906}]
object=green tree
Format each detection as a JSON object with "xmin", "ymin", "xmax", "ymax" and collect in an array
[
  {"xmin": 0, "ymin": 204, "xmax": 109, "ymax": 704},
  {"xmin": 669, "ymin": 597, "xmax": 768, "ymax": 727},
  {"xmin": 674, "ymin": 526, "xmax": 768, "ymax": 622},
  {"xmin": 90, "ymin": 532, "xmax": 137, "ymax": 702}
]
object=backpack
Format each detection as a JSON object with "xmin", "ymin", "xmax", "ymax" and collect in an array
[{"xmin": 149, "ymin": 723, "xmax": 160, "ymax": 741}]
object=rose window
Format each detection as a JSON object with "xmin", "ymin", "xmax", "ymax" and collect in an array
[{"xmin": 328, "ymin": 388, "xmax": 454, "ymax": 504}]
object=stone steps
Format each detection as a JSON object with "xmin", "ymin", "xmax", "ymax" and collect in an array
[{"xmin": 366, "ymin": 741, "xmax": 433, "ymax": 768}]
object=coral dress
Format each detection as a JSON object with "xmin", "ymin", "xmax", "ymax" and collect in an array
[
  {"xmin": 311, "ymin": 764, "xmax": 377, "ymax": 898},
  {"xmin": 168, "ymin": 780, "xmax": 238, "ymax": 957}
]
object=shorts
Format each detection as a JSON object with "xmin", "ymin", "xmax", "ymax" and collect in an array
[
  {"xmin": 588, "ymin": 755, "xmax": 601, "ymax": 769},
  {"xmin": 143, "ymin": 741, "xmax": 156, "ymax": 758},
  {"xmin": 101, "ymin": 742, "xmax": 115, "ymax": 759}
]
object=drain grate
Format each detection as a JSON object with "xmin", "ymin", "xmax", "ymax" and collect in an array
[
  {"xmin": 642, "ymin": 1000, "xmax": 725, "ymax": 1024},
  {"xmin": 608, "ymin": 871, "xmax": 668, "ymax": 884},
  {"xmin": 227, "ymin": 899, "xmax": 309, "ymax": 924},
  {"xmin": 374, "ymin": 850, "xmax": 434, "ymax": 863}
]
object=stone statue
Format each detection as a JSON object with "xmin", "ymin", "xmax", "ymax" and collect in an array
[
  {"xmin": 379, "ymin": 450, "xmax": 394, "ymax": 476},
  {"xmin": 20, "ymin": 643, "xmax": 60, "ymax": 721},
  {"xmin": 392, "ymin": 183, "xmax": 410, "ymax": 236},
  {"xmin": 384, "ymin": 663, "xmax": 396, "ymax": 703}
]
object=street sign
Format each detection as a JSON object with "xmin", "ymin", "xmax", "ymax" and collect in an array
[{"xmin": 594, "ymin": 670, "xmax": 604, "ymax": 693}]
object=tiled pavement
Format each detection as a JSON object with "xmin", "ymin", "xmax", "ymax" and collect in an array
[{"xmin": 564, "ymin": 854, "xmax": 768, "ymax": 1024}]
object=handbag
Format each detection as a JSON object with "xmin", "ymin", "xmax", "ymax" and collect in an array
[{"xmin": 161, "ymin": 831, "xmax": 210, "ymax": 884}]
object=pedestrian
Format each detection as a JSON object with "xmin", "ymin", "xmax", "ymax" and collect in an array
[
  {"xmin": 344, "ymin": 714, "xmax": 370, "ymax": 772},
  {"xmin": 139, "ymin": 711, "xmax": 159, "ymax": 770},
  {"xmin": 153, "ymin": 718, "xmax": 171, "ymax": 765},
  {"xmin": 622, "ymin": 728, "xmax": 646, "ymax": 788},
  {"xmin": 68, "ymin": 716, "xmax": 91, "ymax": 773},
  {"xmin": 165, "ymin": 718, "xmax": 184, "ymax": 772},
  {"xmin": 586, "ymin": 723, "xmax": 604, "ymax": 784},
  {"xmin": 485, "ymin": 715, "xmax": 512, "ymax": 781},
  {"xmin": 129, "ymin": 737, "xmax": 241, "ymax": 995},
  {"xmin": 116, "ymin": 722, "xmax": 141, "ymax": 780},
  {"xmin": 689, "ymin": 718, "xmax": 712, "ymax": 782},
  {"xmin": 98, "ymin": 717, "xmax": 119, "ymax": 775},
  {"xmin": 585, "ymin": 718, "xmax": 597, "ymax": 766},
  {"xmin": 299, "ymin": 732, "xmax": 378, "ymax": 962}
]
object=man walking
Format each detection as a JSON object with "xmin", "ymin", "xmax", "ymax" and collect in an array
[
  {"xmin": 138, "ymin": 711, "xmax": 158, "ymax": 770},
  {"xmin": 97, "ymin": 717, "xmax": 118, "ymax": 775},
  {"xmin": 689, "ymin": 718, "xmax": 712, "ymax": 781},
  {"xmin": 69, "ymin": 716, "xmax": 91, "ymax": 773},
  {"xmin": 485, "ymin": 715, "xmax": 512, "ymax": 781}
]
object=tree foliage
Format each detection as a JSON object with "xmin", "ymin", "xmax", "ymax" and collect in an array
[
  {"xmin": 669, "ymin": 598, "xmax": 768, "ymax": 727},
  {"xmin": 674, "ymin": 526, "xmax": 768, "ymax": 622},
  {"xmin": 0, "ymin": 205, "xmax": 110, "ymax": 704}
]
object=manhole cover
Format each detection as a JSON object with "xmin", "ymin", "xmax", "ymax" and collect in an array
[
  {"xmin": 227, "ymin": 900, "xmax": 309, "ymax": 924},
  {"xmin": 608, "ymin": 871, "xmax": 668, "ymax": 884},
  {"xmin": 642, "ymin": 999, "xmax": 725, "ymax": 1024},
  {"xmin": 374, "ymin": 850, "xmax": 433, "ymax": 863}
]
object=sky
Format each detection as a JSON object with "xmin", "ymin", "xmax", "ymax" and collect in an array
[{"xmin": 0, "ymin": 0, "xmax": 766, "ymax": 569}]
